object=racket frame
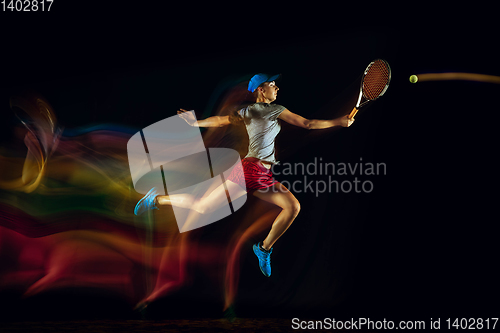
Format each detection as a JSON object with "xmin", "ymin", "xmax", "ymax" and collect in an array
[{"xmin": 348, "ymin": 59, "xmax": 391, "ymax": 119}]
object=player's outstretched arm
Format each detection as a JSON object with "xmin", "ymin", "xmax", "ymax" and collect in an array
[
  {"xmin": 278, "ymin": 109, "xmax": 354, "ymax": 129},
  {"xmin": 177, "ymin": 109, "xmax": 231, "ymax": 127}
]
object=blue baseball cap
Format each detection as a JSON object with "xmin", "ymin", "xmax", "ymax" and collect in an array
[{"xmin": 248, "ymin": 73, "xmax": 281, "ymax": 92}]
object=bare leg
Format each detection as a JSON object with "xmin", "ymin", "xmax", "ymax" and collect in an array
[
  {"xmin": 156, "ymin": 193, "xmax": 195, "ymax": 209},
  {"xmin": 252, "ymin": 182, "xmax": 301, "ymax": 250},
  {"xmin": 156, "ymin": 181, "xmax": 246, "ymax": 215}
]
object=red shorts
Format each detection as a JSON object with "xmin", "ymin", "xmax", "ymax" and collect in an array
[{"xmin": 226, "ymin": 157, "xmax": 278, "ymax": 191}]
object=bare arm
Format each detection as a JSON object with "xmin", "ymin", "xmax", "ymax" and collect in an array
[
  {"xmin": 177, "ymin": 109, "xmax": 231, "ymax": 127},
  {"xmin": 278, "ymin": 109, "xmax": 354, "ymax": 129}
]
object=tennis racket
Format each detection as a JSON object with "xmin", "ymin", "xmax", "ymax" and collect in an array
[{"xmin": 348, "ymin": 59, "xmax": 391, "ymax": 119}]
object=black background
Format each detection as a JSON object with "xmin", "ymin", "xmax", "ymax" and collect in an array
[{"xmin": 0, "ymin": 2, "xmax": 498, "ymax": 325}]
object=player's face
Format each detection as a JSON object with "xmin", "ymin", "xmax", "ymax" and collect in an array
[{"xmin": 260, "ymin": 81, "xmax": 279, "ymax": 102}]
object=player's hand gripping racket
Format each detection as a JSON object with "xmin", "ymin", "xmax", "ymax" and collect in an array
[{"xmin": 348, "ymin": 59, "xmax": 391, "ymax": 119}]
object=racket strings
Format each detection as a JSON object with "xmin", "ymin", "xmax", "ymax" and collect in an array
[{"xmin": 362, "ymin": 61, "xmax": 390, "ymax": 100}]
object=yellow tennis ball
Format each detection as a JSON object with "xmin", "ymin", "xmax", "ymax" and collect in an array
[{"xmin": 409, "ymin": 75, "xmax": 418, "ymax": 83}]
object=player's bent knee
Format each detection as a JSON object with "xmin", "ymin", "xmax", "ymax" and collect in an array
[
  {"xmin": 288, "ymin": 200, "xmax": 300, "ymax": 217},
  {"xmin": 192, "ymin": 201, "xmax": 208, "ymax": 214},
  {"xmin": 198, "ymin": 206, "xmax": 211, "ymax": 215},
  {"xmin": 193, "ymin": 201, "xmax": 217, "ymax": 215}
]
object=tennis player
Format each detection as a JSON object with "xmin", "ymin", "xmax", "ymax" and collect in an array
[{"xmin": 135, "ymin": 73, "xmax": 354, "ymax": 277}]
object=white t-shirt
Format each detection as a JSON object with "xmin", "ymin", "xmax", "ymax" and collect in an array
[{"xmin": 238, "ymin": 102, "xmax": 286, "ymax": 164}]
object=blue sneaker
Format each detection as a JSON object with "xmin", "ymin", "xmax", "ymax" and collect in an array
[
  {"xmin": 134, "ymin": 188, "xmax": 159, "ymax": 215},
  {"xmin": 253, "ymin": 242, "xmax": 272, "ymax": 277}
]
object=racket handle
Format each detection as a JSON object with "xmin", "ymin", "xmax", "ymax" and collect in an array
[{"xmin": 348, "ymin": 107, "xmax": 358, "ymax": 119}]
